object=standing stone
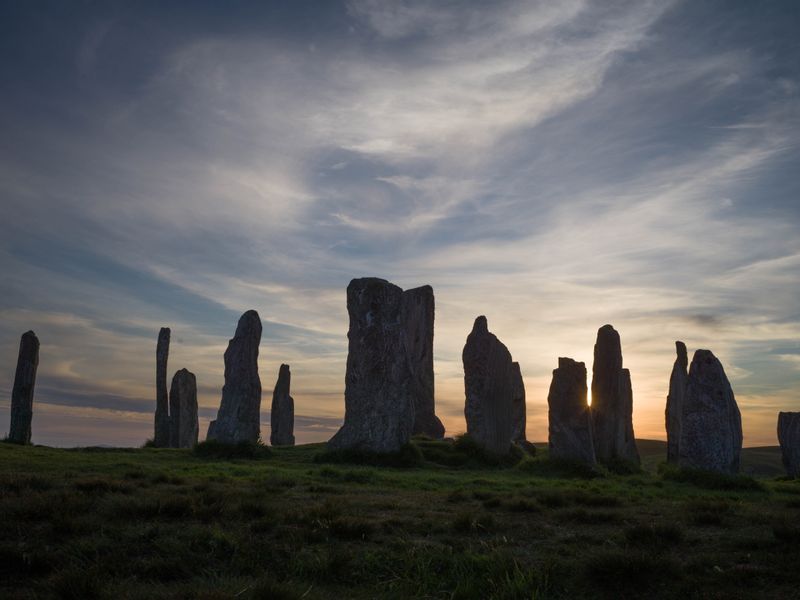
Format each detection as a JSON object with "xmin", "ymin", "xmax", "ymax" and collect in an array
[
  {"xmin": 463, "ymin": 316, "xmax": 514, "ymax": 455},
  {"xmin": 678, "ymin": 349, "xmax": 742, "ymax": 474},
  {"xmin": 665, "ymin": 341, "xmax": 688, "ymax": 463},
  {"xmin": 8, "ymin": 331, "xmax": 39, "ymax": 444},
  {"xmin": 403, "ymin": 285, "xmax": 444, "ymax": 439},
  {"xmin": 548, "ymin": 357, "xmax": 596, "ymax": 464},
  {"xmin": 270, "ymin": 364, "xmax": 295, "ymax": 446},
  {"xmin": 154, "ymin": 327, "xmax": 171, "ymax": 448},
  {"xmin": 591, "ymin": 324, "xmax": 640, "ymax": 465},
  {"xmin": 329, "ymin": 278, "xmax": 415, "ymax": 453},
  {"xmin": 169, "ymin": 368, "xmax": 198, "ymax": 448},
  {"xmin": 778, "ymin": 412, "xmax": 800, "ymax": 478},
  {"xmin": 510, "ymin": 361, "xmax": 527, "ymax": 443},
  {"xmin": 207, "ymin": 310, "xmax": 263, "ymax": 443}
]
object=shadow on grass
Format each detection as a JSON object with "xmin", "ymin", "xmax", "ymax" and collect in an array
[{"xmin": 659, "ymin": 463, "xmax": 765, "ymax": 491}]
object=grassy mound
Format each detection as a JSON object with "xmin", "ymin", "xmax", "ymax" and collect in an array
[
  {"xmin": 314, "ymin": 443, "xmax": 423, "ymax": 468},
  {"xmin": 659, "ymin": 463, "xmax": 765, "ymax": 491},
  {"xmin": 192, "ymin": 439, "xmax": 272, "ymax": 460}
]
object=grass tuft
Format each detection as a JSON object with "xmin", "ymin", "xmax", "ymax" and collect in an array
[{"xmin": 192, "ymin": 439, "xmax": 272, "ymax": 460}]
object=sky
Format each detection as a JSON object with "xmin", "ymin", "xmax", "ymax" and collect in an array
[{"xmin": 0, "ymin": 0, "xmax": 798, "ymax": 448}]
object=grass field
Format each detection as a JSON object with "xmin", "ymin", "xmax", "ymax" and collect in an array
[{"xmin": 1, "ymin": 438, "xmax": 798, "ymax": 599}]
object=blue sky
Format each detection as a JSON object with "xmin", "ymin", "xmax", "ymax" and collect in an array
[{"xmin": 1, "ymin": 0, "xmax": 798, "ymax": 446}]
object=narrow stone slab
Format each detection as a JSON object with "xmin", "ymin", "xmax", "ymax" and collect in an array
[
  {"xmin": 548, "ymin": 357, "xmax": 596, "ymax": 464},
  {"xmin": 8, "ymin": 331, "xmax": 39, "ymax": 444},
  {"xmin": 169, "ymin": 368, "xmax": 198, "ymax": 448},
  {"xmin": 778, "ymin": 412, "xmax": 800, "ymax": 478},
  {"xmin": 678, "ymin": 349, "xmax": 742, "ymax": 474},
  {"xmin": 403, "ymin": 285, "xmax": 444, "ymax": 439},
  {"xmin": 463, "ymin": 316, "xmax": 514, "ymax": 455},
  {"xmin": 511, "ymin": 361, "xmax": 527, "ymax": 443},
  {"xmin": 665, "ymin": 341, "xmax": 688, "ymax": 463},
  {"xmin": 591, "ymin": 324, "xmax": 640, "ymax": 464},
  {"xmin": 207, "ymin": 310, "xmax": 263, "ymax": 443},
  {"xmin": 329, "ymin": 278, "xmax": 415, "ymax": 453},
  {"xmin": 154, "ymin": 327, "xmax": 171, "ymax": 448},
  {"xmin": 270, "ymin": 364, "xmax": 295, "ymax": 446}
]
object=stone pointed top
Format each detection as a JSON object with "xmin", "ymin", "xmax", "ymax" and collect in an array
[
  {"xmin": 279, "ymin": 363, "xmax": 290, "ymax": 375},
  {"xmin": 235, "ymin": 310, "xmax": 262, "ymax": 337},
  {"xmin": 690, "ymin": 349, "xmax": 728, "ymax": 381},
  {"xmin": 559, "ymin": 356, "xmax": 584, "ymax": 370},
  {"xmin": 675, "ymin": 341, "xmax": 687, "ymax": 369},
  {"xmin": 472, "ymin": 316, "xmax": 488, "ymax": 334},
  {"xmin": 159, "ymin": 327, "xmax": 170, "ymax": 339}
]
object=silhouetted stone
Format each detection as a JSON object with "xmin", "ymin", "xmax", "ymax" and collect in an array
[
  {"xmin": 154, "ymin": 327, "xmax": 171, "ymax": 448},
  {"xmin": 778, "ymin": 412, "xmax": 800, "ymax": 478},
  {"xmin": 548, "ymin": 357, "xmax": 596, "ymax": 464},
  {"xmin": 678, "ymin": 349, "xmax": 742, "ymax": 474},
  {"xmin": 169, "ymin": 368, "xmax": 198, "ymax": 448},
  {"xmin": 511, "ymin": 361, "xmax": 527, "ymax": 442},
  {"xmin": 665, "ymin": 341, "xmax": 688, "ymax": 463},
  {"xmin": 591, "ymin": 324, "xmax": 640, "ymax": 465},
  {"xmin": 207, "ymin": 310, "xmax": 263, "ymax": 443},
  {"xmin": 403, "ymin": 285, "xmax": 444, "ymax": 439},
  {"xmin": 270, "ymin": 364, "xmax": 295, "ymax": 446},
  {"xmin": 8, "ymin": 331, "xmax": 39, "ymax": 444},
  {"xmin": 463, "ymin": 316, "xmax": 514, "ymax": 455},
  {"xmin": 329, "ymin": 278, "xmax": 415, "ymax": 453}
]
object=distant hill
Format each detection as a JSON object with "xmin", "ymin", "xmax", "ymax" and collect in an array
[{"xmin": 535, "ymin": 439, "xmax": 785, "ymax": 478}]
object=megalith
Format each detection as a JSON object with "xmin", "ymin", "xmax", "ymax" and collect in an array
[
  {"xmin": 207, "ymin": 310, "xmax": 263, "ymax": 443},
  {"xmin": 665, "ymin": 341, "xmax": 688, "ymax": 463},
  {"xmin": 329, "ymin": 278, "xmax": 415, "ymax": 453},
  {"xmin": 547, "ymin": 357, "xmax": 596, "ymax": 464},
  {"xmin": 591, "ymin": 324, "xmax": 640, "ymax": 465},
  {"xmin": 270, "ymin": 364, "xmax": 295, "ymax": 446},
  {"xmin": 678, "ymin": 349, "xmax": 742, "ymax": 474},
  {"xmin": 154, "ymin": 327, "xmax": 171, "ymax": 448},
  {"xmin": 8, "ymin": 331, "xmax": 39, "ymax": 444},
  {"xmin": 169, "ymin": 368, "xmax": 198, "ymax": 448},
  {"xmin": 778, "ymin": 412, "xmax": 800, "ymax": 478},
  {"xmin": 403, "ymin": 285, "xmax": 444, "ymax": 439},
  {"xmin": 462, "ymin": 316, "xmax": 514, "ymax": 455},
  {"xmin": 511, "ymin": 361, "xmax": 527, "ymax": 443}
]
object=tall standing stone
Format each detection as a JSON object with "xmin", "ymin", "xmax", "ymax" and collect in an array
[
  {"xmin": 591, "ymin": 324, "xmax": 640, "ymax": 465},
  {"xmin": 207, "ymin": 310, "xmax": 263, "ymax": 443},
  {"xmin": 169, "ymin": 368, "xmax": 198, "ymax": 448},
  {"xmin": 665, "ymin": 341, "xmax": 688, "ymax": 463},
  {"xmin": 511, "ymin": 362, "xmax": 527, "ymax": 443},
  {"xmin": 403, "ymin": 285, "xmax": 445, "ymax": 439},
  {"xmin": 678, "ymin": 349, "xmax": 742, "ymax": 474},
  {"xmin": 154, "ymin": 327, "xmax": 171, "ymax": 448},
  {"xmin": 778, "ymin": 412, "xmax": 800, "ymax": 478},
  {"xmin": 8, "ymin": 331, "xmax": 39, "ymax": 444},
  {"xmin": 548, "ymin": 357, "xmax": 595, "ymax": 464},
  {"xmin": 270, "ymin": 364, "xmax": 295, "ymax": 446},
  {"xmin": 463, "ymin": 316, "xmax": 514, "ymax": 455},
  {"xmin": 329, "ymin": 278, "xmax": 415, "ymax": 453}
]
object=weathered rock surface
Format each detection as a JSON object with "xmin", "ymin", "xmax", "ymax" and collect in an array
[
  {"xmin": 329, "ymin": 278, "xmax": 415, "ymax": 453},
  {"xmin": 778, "ymin": 412, "xmax": 800, "ymax": 478},
  {"xmin": 154, "ymin": 327, "xmax": 171, "ymax": 448},
  {"xmin": 548, "ymin": 357, "xmax": 596, "ymax": 464},
  {"xmin": 207, "ymin": 310, "xmax": 263, "ymax": 443},
  {"xmin": 665, "ymin": 341, "xmax": 688, "ymax": 463},
  {"xmin": 169, "ymin": 368, "xmax": 198, "ymax": 448},
  {"xmin": 463, "ymin": 316, "xmax": 514, "ymax": 455},
  {"xmin": 511, "ymin": 361, "xmax": 527, "ymax": 442},
  {"xmin": 678, "ymin": 349, "xmax": 742, "ymax": 474},
  {"xmin": 270, "ymin": 364, "xmax": 295, "ymax": 446},
  {"xmin": 8, "ymin": 331, "xmax": 39, "ymax": 444},
  {"xmin": 403, "ymin": 285, "xmax": 444, "ymax": 439},
  {"xmin": 591, "ymin": 324, "xmax": 640, "ymax": 465}
]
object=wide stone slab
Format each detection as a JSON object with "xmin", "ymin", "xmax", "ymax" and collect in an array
[
  {"xmin": 678, "ymin": 349, "xmax": 742, "ymax": 474},
  {"xmin": 548, "ymin": 357, "xmax": 596, "ymax": 464}
]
